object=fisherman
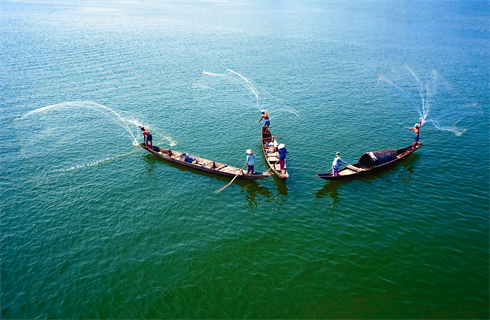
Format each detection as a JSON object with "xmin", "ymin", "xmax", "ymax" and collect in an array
[
  {"xmin": 409, "ymin": 118, "xmax": 422, "ymax": 149},
  {"xmin": 258, "ymin": 110, "xmax": 270, "ymax": 128},
  {"xmin": 332, "ymin": 152, "xmax": 347, "ymax": 177},
  {"xmin": 278, "ymin": 143, "xmax": 288, "ymax": 175},
  {"xmin": 246, "ymin": 149, "xmax": 255, "ymax": 175},
  {"xmin": 139, "ymin": 126, "xmax": 152, "ymax": 148}
]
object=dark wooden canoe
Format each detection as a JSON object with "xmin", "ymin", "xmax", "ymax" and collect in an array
[
  {"xmin": 316, "ymin": 142, "xmax": 422, "ymax": 180},
  {"xmin": 140, "ymin": 143, "xmax": 272, "ymax": 180},
  {"xmin": 261, "ymin": 127, "xmax": 289, "ymax": 179}
]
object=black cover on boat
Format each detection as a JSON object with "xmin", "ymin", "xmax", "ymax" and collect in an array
[{"xmin": 359, "ymin": 148, "xmax": 397, "ymax": 168}]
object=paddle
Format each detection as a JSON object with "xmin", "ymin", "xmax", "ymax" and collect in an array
[{"xmin": 217, "ymin": 163, "xmax": 247, "ymax": 193}]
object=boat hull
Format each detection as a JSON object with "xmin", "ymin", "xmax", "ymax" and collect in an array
[
  {"xmin": 141, "ymin": 144, "xmax": 271, "ymax": 180},
  {"xmin": 316, "ymin": 143, "xmax": 422, "ymax": 180},
  {"xmin": 261, "ymin": 128, "xmax": 289, "ymax": 179}
]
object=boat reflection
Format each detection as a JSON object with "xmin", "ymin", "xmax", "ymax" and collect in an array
[
  {"xmin": 242, "ymin": 182, "xmax": 274, "ymax": 210},
  {"xmin": 273, "ymin": 174, "xmax": 288, "ymax": 196},
  {"xmin": 315, "ymin": 180, "xmax": 341, "ymax": 203},
  {"xmin": 241, "ymin": 174, "xmax": 289, "ymax": 210}
]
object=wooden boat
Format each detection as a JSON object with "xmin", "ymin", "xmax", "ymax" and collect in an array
[
  {"xmin": 261, "ymin": 127, "xmax": 289, "ymax": 179},
  {"xmin": 316, "ymin": 142, "xmax": 422, "ymax": 180},
  {"xmin": 140, "ymin": 143, "xmax": 272, "ymax": 180}
]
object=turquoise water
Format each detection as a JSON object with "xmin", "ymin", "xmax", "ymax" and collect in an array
[{"xmin": 1, "ymin": 1, "xmax": 489, "ymax": 319}]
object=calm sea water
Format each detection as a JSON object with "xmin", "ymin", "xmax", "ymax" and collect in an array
[{"xmin": 1, "ymin": 1, "xmax": 489, "ymax": 319}]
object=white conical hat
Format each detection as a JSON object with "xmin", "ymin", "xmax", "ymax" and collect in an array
[
  {"xmin": 246, "ymin": 149, "xmax": 253, "ymax": 154},
  {"xmin": 278, "ymin": 144, "xmax": 285, "ymax": 149}
]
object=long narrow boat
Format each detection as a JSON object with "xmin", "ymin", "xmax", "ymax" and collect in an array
[
  {"xmin": 140, "ymin": 143, "xmax": 272, "ymax": 180},
  {"xmin": 261, "ymin": 127, "xmax": 289, "ymax": 179},
  {"xmin": 316, "ymin": 142, "xmax": 422, "ymax": 180}
]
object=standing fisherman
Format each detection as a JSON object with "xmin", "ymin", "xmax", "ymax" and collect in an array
[
  {"xmin": 278, "ymin": 143, "xmax": 288, "ymax": 176},
  {"xmin": 409, "ymin": 118, "xmax": 423, "ymax": 149},
  {"xmin": 258, "ymin": 110, "xmax": 270, "ymax": 128},
  {"xmin": 332, "ymin": 152, "xmax": 347, "ymax": 177},
  {"xmin": 139, "ymin": 126, "xmax": 153, "ymax": 148},
  {"xmin": 246, "ymin": 149, "xmax": 255, "ymax": 175}
]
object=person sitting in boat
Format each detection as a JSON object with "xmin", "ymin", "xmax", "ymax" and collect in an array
[
  {"xmin": 278, "ymin": 143, "xmax": 288, "ymax": 175},
  {"xmin": 139, "ymin": 126, "xmax": 153, "ymax": 148},
  {"xmin": 332, "ymin": 152, "xmax": 347, "ymax": 176},
  {"xmin": 266, "ymin": 142, "xmax": 276, "ymax": 153},
  {"xmin": 409, "ymin": 118, "xmax": 422, "ymax": 149},
  {"xmin": 246, "ymin": 149, "xmax": 255, "ymax": 174},
  {"xmin": 258, "ymin": 110, "xmax": 270, "ymax": 128},
  {"xmin": 179, "ymin": 153, "xmax": 197, "ymax": 164}
]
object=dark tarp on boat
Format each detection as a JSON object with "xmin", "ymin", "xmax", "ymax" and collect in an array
[{"xmin": 359, "ymin": 148, "xmax": 397, "ymax": 168}]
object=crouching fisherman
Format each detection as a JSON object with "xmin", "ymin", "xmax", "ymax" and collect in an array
[{"xmin": 139, "ymin": 126, "xmax": 153, "ymax": 148}]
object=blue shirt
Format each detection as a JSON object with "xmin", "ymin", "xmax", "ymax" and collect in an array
[
  {"xmin": 278, "ymin": 148, "xmax": 288, "ymax": 160},
  {"xmin": 246, "ymin": 154, "xmax": 255, "ymax": 166},
  {"xmin": 332, "ymin": 156, "xmax": 346, "ymax": 169}
]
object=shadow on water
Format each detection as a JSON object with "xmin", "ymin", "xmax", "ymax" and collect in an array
[
  {"xmin": 241, "ymin": 175, "xmax": 291, "ymax": 211},
  {"xmin": 242, "ymin": 182, "xmax": 274, "ymax": 211},
  {"xmin": 315, "ymin": 180, "xmax": 342, "ymax": 203},
  {"xmin": 272, "ymin": 174, "xmax": 288, "ymax": 196}
]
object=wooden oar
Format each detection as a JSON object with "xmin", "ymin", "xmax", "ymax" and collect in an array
[{"xmin": 217, "ymin": 163, "xmax": 247, "ymax": 193}]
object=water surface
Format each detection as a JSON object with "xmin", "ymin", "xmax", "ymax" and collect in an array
[{"xmin": 1, "ymin": 1, "xmax": 489, "ymax": 319}]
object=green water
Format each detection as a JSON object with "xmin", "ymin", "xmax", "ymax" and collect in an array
[{"xmin": 1, "ymin": 1, "xmax": 489, "ymax": 318}]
